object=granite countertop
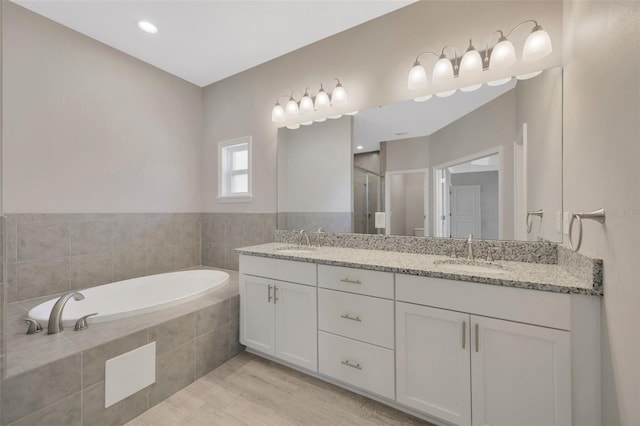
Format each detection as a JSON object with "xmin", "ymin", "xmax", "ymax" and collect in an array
[{"xmin": 236, "ymin": 242, "xmax": 602, "ymax": 296}]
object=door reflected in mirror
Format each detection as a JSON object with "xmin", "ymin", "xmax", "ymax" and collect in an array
[{"xmin": 277, "ymin": 67, "xmax": 562, "ymax": 242}]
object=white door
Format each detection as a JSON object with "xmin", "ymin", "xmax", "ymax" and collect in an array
[
  {"xmin": 396, "ymin": 302, "xmax": 471, "ymax": 425},
  {"xmin": 451, "ymin": 185, "xmax": 481, "ymax": 238},
  {"xmin": 275, "ymin": 281, "xmax": 318, "ymax": 371},
  {"xmin": 471, "ymin": 316, "xmax": 571, "ymax": 426},
  {"xmin": 240, "ymin": 274, "xmax": 275, "ymax": 355}
]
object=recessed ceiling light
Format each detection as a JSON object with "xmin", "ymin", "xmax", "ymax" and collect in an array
[
  {"xmin": 356, "ymin": 145, "xmax": 364, "ymax": 150},
  {"xmin": 395, "ymin": 131, "xmax": 409, "ymax": 136},
  {"xmin": 138, "ymin": 21, "xmax": 158, "ymax": 34}
]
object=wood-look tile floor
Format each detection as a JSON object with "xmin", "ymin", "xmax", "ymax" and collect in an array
[{"xmin": 127, "ymin": 352, "xmax": 432, "ymax": 426}]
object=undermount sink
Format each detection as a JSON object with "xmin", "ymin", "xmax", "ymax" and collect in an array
[
  {"xmin": 275, "ymin": 245, "xmax": 317, "ymax": 255},
  {"xmin": 433, "ymin": 259, "xmax": 508, "ymax": 275}
]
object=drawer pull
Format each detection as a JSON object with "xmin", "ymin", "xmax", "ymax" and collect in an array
[
  {"xmin": 340, "ymin": 314, "xmax": 362, "ymax": 322},
  {"xmin": 340, "ymin": 278, "xmax": 362, "ymax": 285},
  {"xmin": 274, "ymin": 285, "xmax": 279, "ymax": 304},
  {"xmin": 267, "ymin": 284, "xmax": 273, "ymax": 303},
  {"xmin": 341, "ymin": 360, "xmax": 362, "ymax": 370}
]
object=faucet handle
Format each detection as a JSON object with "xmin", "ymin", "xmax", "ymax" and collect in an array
[
  {"xmin": 486, "ymin": 248, "xmax": 494, "ymax": 262},
  {"xmin": 23, "ymin": 318, "xmax": 43, "ymax": 335},
  {"xmin": 74, "ymin": 313, "xmax": 98, "ymax": 331}
]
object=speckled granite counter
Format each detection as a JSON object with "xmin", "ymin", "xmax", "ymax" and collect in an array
[{"xmin": 236, "ymin": 243, "xmax": 602, "ymax": 296}]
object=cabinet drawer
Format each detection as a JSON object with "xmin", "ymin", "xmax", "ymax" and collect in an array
[
  {"xmin": 240, "ymin": 254, "xmax": 316, "ymax": 286},
  {"xmin": 318, "ymin": 289, "xmax": 394, "ymax": 349},
  {"xmin": 318, "ymin": 331, "xmax": 395, "ymax": 400},
  {"xmin": 396, "ymin": 274, "xmax": 571, "ymax": 330},
  {"xmin": 318, "ymin": 265, "xmax": 393, "ymax": 298}
]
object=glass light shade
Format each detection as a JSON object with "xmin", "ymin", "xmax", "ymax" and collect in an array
[
  {"xmin": 413, "ymin": 94, "xmax": 433, "ymax": 102},
  {"xmin": 489, "ymin": 38, "xmax": 516, "ymax": 70},
  {"xmin": 436, "ymin": 89, "xmax": 456, "ymax": 98},
  {"xmin": 285, "ymin": 98, "xmax": 299, "ymax": 116},
  {"xmin": 345, "ymin": 110, "xmax": 359, "ymax": 116},
  {"xmin": 271, "ymin": 103, "xmax": 285, "ymax": 123},
  {"xmin": 487, "ymin": 77, "xmax": 513, "ymax": 86},
  {"xmin": 460, "ymin": 83, "xmax": 482, "ymax": 92},
  {"xmin": 432, "ymin": 56, "xmax": 454, "ymax": 85},
  {"xmin": 331, "ymin": 84, "xmax": 348, "ymax": 106},
  {"xmin": 286, "ymin": 123, "xmax": 300, "ymax": 130},
  {"xmin": 522, "ymin": 28, "xmax": 552, "ymax": 62},
  {"xmin": 408, "ymin": 62, "xmax": 428, "ymax": 91},
  {"xmin": 328, "ymin": 114, "xmax": 343, "ymax": 119},
  {"xmin": 459, "ymin": 48, "xmax": 483, "ymax": 82},
  {"xmin": 516, "ymin": 70, "xmax": 543, "ymax": 80},
  {"xmin": 299, "ymin": 95, "xmax": 314, "ymax": 113},
  {"xmin": 314, "ymin": 117, "xmax": 327, "ymax": 123},
  {"xmin": 300, "ymin": 121, "xmax": 313, "ymax": 126},
  {"xmin": 315, "ymin": 89, "xmax": 330, "ymax": 110}
]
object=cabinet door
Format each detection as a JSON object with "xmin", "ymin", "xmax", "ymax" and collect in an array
[
  {"xmin": 240, "ymin": 274, "xmax": 275, "ymax": 355},
  {"xmin": 396, "ymin": 302, "xmax": 471, "ymax": 425},
  {"xmin": 275, "ymin": 281, "xmax": 318, "ymax": 371},
  {"xmin": 471, "ymin": 316, "xmax": 571, "ymax": 426}
]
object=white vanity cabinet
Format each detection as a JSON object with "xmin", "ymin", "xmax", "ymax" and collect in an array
[
  {"xmin": 239, "ymin": 255, "xmax": 318, "ymax": 371},
  {"xmin": 396, "ymin": 274, "xmax": 573, "ymax": 426}
]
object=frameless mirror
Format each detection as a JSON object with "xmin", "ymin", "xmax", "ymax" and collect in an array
[{"xmin": 277, "ymin": 67, "xmax": 562, "ymax": 242}]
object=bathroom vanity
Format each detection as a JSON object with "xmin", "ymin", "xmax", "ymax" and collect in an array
[{"xmin": 237, "ymin": 242, "xmax": 601, "ymax": 426}]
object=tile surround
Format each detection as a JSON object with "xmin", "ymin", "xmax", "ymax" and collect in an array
[
  {"xmin": 277, "ymin": 212, "xmax": 353, "ymax": 233},
  {"xmin": 1, "ymin": 290, "xmax": 243, "ymax": 426},
  {"xmin": 201, "ymin": 213, "xmax": 276, "ymax": 271},
  {"xmin": 4, "ymin": 213, "xmax": 202, "ymax": 303}
]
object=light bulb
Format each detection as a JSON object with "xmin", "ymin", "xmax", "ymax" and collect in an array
[
  {"xmin": 517, "ymin": 70, "xmax": 543, "ymax": 80},
  {"xmin": 522, "ymin": 26, "xmax": 552, "ymax": 62},
  {"xmin": 285, "ymin": 98, "xmax": 299, "ymax": 117},
  {"xmin": 489, "ymin": 37, "xmax": 516, "ymax": 70},
  {"xmin": 413, "ymin": 95, "xmax": 432, "ymax": 102},
  {"xmin": 432, "ymin": 55, "xmax": 454, "ymax": 86},
  {"xmin": 408, "ymin": 61, "xmax": 428, "ymax": 91},
  {"xmin": 487, "ymin": 77, "xmax": 513, "ymax": 86},
  {"xmin": 459, "ymin": 41, "xmax": 483, "ymax": 84},
  {"xmin": 315, "ymin": 85, "xmax": 330, "ymax": 110},
  {"xmin": 331, "ymin": 82, "xmax": 348, "ymax": 106},
  {"xmin": 436, "ymin": 89, "xmax": 457, "ymax": 98},
  {"xmin": 286, "ymin": 123, "xmax": 300, "ymax": 130},
  {"xmin": 271, "ymin": 103, "xmax": 285, "ymax": 123},
  {"xmin": 299, "ymin": 92, "xmax": 314, "ymax": 113}
]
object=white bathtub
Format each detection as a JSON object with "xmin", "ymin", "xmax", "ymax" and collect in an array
[{"xmin": 28, "ymin": 269, "xmax": 230, "ymax": 326}]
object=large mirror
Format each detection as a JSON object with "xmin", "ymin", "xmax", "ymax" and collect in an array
[{"xmin": 277, "ymin": 67, "xmax": 562, "ymax": 242}]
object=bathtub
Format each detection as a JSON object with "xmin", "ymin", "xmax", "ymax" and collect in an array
[{"xmin": 28, "ymin": 269, "xmax": 230, "ymax": 326}]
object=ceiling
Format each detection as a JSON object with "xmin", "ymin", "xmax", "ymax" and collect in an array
[
  {"xmin": 13, "ymin": 0, "xmax": 414, "ymax": 87},
  {"xmin": 353, "ymin": 79, "xmax": 517, "ymax": 153}
]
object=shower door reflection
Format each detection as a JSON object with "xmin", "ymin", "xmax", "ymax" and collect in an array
[{"xmin": 354, "ymin": 167, "xmax": 382, "ymax": 234}]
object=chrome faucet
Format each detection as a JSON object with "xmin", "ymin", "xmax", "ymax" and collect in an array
[
  {"xmin": 47, "ymin": 291, "xmax": 85, "ymax": 334},
  {"xmin": 466, "ymin": 234, "xmax": 474, "ymax": 260},
  {"xmin": 300, "ymin": 230, "xmax": 311, "ymax": 247}
]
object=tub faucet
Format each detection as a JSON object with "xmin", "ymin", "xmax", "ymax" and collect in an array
[
  {"xmin": 48, "ymin": 291, "xmax": 85, "ymax": 334},
  {"xmin": 300, "ymin": 230, "xmax": 311, "ymax": 247},
  {"xmin": 466, "ymin": 234, "xmax": 474, "ymax": 260}
]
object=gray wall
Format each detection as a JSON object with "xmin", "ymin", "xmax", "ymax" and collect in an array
[
  {"xmin": 3, "ymin": 2, "xmax": 203, "ymax": 213},
  {"xmin": 516, "ymin": 67, "xmax": 563, "ymax": 242},
  {"xmin": 201, "ymin": 1, "xmax": 563, "ymax": 214},
  {"xmin": 562, "ymin": 1, "xmax": 640, "ymax": 424}
]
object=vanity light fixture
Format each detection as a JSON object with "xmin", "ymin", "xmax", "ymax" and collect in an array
[
  {"xmin": 271, "ymin": 79, "xmax": 350, "ymax": 128},
  {"xmin": 407, "ymin": 20, "xmax": 552, "ymax": 100},
  {"xmin": 137, "ymin": 20, "xmax": 158, "ymax": 34}
]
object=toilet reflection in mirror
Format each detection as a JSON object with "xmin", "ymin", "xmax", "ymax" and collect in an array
[{"xmin": 277, "ymin": 67, "xmax": 562, "ymax": 243}]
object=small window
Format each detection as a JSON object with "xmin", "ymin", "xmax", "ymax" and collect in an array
[{"xmin": 218, "ymin": 136, "xmax": 252, "ymax": 201}]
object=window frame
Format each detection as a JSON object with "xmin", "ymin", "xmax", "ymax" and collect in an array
[{"xmin": 217, "ymin": 136, "xmax": 253, "ymax": 202}]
